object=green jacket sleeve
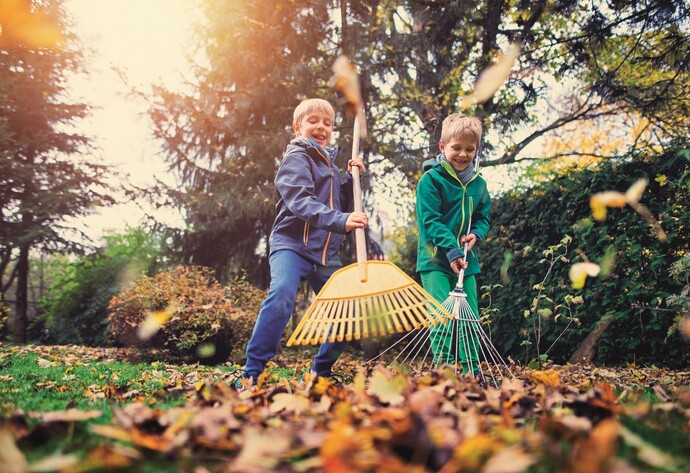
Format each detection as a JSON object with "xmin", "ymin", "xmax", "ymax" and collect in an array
[{"xmin": 416, "ymin": 173, "xmax": 464, "ymax": 262}]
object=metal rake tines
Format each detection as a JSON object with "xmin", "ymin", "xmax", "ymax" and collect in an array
[
  {"xmin": 288, "ymin": 286, "xmax": 451, "ymax": 346},
  {"xmin": 370, "ymin": 293, "xmax": 512, "ymax": 385}
]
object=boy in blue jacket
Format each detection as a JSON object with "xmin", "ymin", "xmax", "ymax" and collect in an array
[{"xmin": 237, "ymin": 98, "xmax": 367, "ymax": 388}]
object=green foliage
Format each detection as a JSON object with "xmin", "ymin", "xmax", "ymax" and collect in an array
[
  {"xmin": 39, "ymin": 229, "xmax": 162, "ymax": 346},
  {"xmin": 108, "ymin": 265, "xmax": 258, "ymax": 364},
  {"xmin": 387, "ymin": 222, "xmax": 420, "ymax": 282},
  {"xmin": 481, "ymin": 145, "xmax": 690, "ymax": 367}
]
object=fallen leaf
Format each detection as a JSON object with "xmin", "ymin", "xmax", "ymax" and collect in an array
[
  {"xmin": 269, "ymin": 393, "xmax": 311, "ymax": 416},
  {"xmin": 367, "ymin": 368, "xmax": 406, "ymax": 405},
  {"xmin": 29, "ymin": 409, "xmax": 101, "ymax": 423},
  {"xmin": 0, "ymin": 427, "xmax": 29, "ymax": 473},
  {"xmin": 482, "ymin": 446, "xmax": 536, "ymax": 473},
  {"xmin": 571, "ymin": 418, "xmax": 620, "ymax": 473},
  {"xmin": 531, "ymin": 369, "xmax": 561, "ymax": 388},
  {"xmin": 27, "ymin": 454, "xmax": 78, "ymax": 472}
]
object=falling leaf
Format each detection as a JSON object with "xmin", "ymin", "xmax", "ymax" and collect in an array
[
  {"xmin": 624, "ymin": 178, "xmax": 648, "ymax": 203},
  {"xmin": 196, "ymin": 343, "xmax": 216, "ymax": 359},
  {"xmin": 460, "ymin": 42, "xmax": 521, "ymax": 109},
  {"xmin": 500, "ymin": 252, "xmax": 513, "ymax": 283},
  {"xmin": 589, "ymin": 191, "xmax": 627, "ymax": 221},
  {"xmin": 329, "ymin": 55, "xmax": 367, "ymax": 137},
  {"xmin": 655, "ymin": 174, "xmax": 667, "ymax": 186},
  {"xmin": 0, "ymin": 0, "xmax": 64, "ymax": 48},
  {"xmin": 137, "ymin": 304, "xmax": 177, "ymax": 341},
  {"xmin": 569, "ymin": 262, "xmax": 601, "ymax": 289}
]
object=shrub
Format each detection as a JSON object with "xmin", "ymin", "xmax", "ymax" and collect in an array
[
  {"xmin": 39, "ymin": 228, "xmax": 162, "ymax": 346},
  {"xmin": 108, "ymin": 265, "xmax": 244, "ymax": 363},
  {"xmin": 224, "ymin": 274, "xmax": 267, "ymax": 360},
  {"xmin": 481, "ymin": 146, "xmax": 690, "ymax": 367}
]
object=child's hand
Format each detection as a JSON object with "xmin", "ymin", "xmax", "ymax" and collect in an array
[
  {"xmin": 460, "ymin": 233, "xmax": 477, "ymax": 253},
  {"xmin": 348, "ymin": 155, "xmax": 365, "ymax": 173},
  {"xmin": 450, "ymin": 257, "xmax": 468, "ymax": 274},
  {"xmin": 345, "ymin": 211, "xmax": 368, "ymax": 231}
]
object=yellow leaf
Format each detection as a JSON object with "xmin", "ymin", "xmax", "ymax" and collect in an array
[
  {"xmin": 569, "ymin": 262, "xmax": 601, "ymax": 289},
  {"xmin": 655, "ymin": 175, "xmax": 667, "ymax": 186},
  {"xmin": 624, "ymin": 177, "xmax": 648, "ymax": 203},
  {"xmin": 367, "ymin": 368, "xmax": 406, "ymax": 405},
  {"xmin": 531, "ymin": 369, "xmax": 561, "ymax": 387},
  {"xmin": 460, "ymin": 42, "xmax": 521, "ymax": 109},
  {"xmin": 589, "ymin": 191, "xmax": 626, "ymax": 221},
  {"xmin": 269, "ymin": 393, "xmax": 311, "ymax": 415},
  {"xmin": 137, "ymin": 304, "xmax": 177, "ymax": 341}
]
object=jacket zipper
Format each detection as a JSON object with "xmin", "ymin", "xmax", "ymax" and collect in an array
[{"xmin": 313, "ymin": 148, "xmax": 334, "ymax": 265}]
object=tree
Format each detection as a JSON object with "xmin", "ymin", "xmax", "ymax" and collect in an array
[
  {"xmin": 147, "ymin": 0, "xmax": 341, "ymax": 285},
  {"xmin": 346, "ymin": 0, "xmax": 689, "ymax": 181},
  {"xmin": 0, "ymin": 0, "xmax": 113, "ymax": 342}
]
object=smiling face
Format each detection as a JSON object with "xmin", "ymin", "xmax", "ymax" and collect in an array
[
  {"xmin": 439, "ymin": 135, "xmax": 478, "ymax": 173},
  {"xmin": 292, "ymin": 111, "xmax": 333, "ymax": 148}
]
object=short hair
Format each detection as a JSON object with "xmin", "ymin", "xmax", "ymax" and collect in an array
[
  {"xmin": 441, "ymin": 113, "xmax": 483, "ymax": 145},
  {"xmin": 293, "ymin": 98, "xmax": 335, "ymax": 127}
]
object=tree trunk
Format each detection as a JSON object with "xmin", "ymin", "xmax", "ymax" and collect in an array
[
  {"xmin": 568, "ymin": 312, "xmax": 615, "ymax": 364},
  {"xmin": 13, "ymin": 244, "xmax": 29, "ymax": 343}
]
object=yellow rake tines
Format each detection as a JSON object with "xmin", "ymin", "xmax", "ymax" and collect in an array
[{"xmin": 287, "ymin": 261, "xmax": 452, "ymax": 346}]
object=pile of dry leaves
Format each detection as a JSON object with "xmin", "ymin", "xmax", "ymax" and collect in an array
[{"xmin": 1, "ymin": 345, "xmax": 690, "ymax": 472}]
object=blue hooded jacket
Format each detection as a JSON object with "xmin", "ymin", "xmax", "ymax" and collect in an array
[{"xmin": 269, "ymin": 137, "xmax": 354, "ymax": 266}]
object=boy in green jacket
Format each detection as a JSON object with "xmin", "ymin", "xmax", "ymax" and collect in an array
[{"xmin": 415, "ymin": 113, "xmax": 491, "ymax": 375}]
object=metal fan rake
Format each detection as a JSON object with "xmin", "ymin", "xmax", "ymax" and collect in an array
[{"xmin": 369, "ymin": 218, "xmax": 512, "ymax": 386}]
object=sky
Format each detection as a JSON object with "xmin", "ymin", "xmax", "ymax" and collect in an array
[{"xmin": 64, "ymin": 0, "xmax": 194, "ymax": 242}]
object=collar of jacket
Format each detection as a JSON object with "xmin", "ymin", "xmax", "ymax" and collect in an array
[
  {"xmin": 290, "ymin": 137, "xmax": 340, "ymax": 163},
  {"xmin": 426, "ymin": 154, "xmax": 479, "ymax": 186}
]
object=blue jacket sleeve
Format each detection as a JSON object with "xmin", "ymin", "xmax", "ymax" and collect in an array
[{"xmin": 275, "ymin": 153, "xmax": 349, "ymax": 233}]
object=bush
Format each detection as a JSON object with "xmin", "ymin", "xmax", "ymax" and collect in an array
[
  {"xmin": 108, "ymin": 265, "xmax": 264, "ymax": 364},
  {"xmin": 224, "ymin": 274, "xmax": 267, "ymax": 360},
  {"xmin": 39, "ymin": 228, "xmax": 162, "ymax": 346},
  {"xmin": 481, "ymin": 146, "xmax": 690, "ymax": 367}
]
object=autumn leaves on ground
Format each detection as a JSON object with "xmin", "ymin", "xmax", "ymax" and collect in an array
[{"xmin": 1, "ymin": 344, "xmax": 689, "ymax": 472}]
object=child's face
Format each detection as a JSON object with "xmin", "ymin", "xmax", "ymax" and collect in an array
[
  {"xmin": 293, "ymin": 111, "xmax": 333, "ymax": 148},
  {"xmin": 439, "ymin": 135, "xmax": 478, "ymax": 173}
]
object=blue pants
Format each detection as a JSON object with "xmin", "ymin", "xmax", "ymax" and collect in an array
[{"xmin": 244, "ymin": 249, "xmax": 348, "ymax": 376}]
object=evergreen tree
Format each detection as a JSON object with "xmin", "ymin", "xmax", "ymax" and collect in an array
[
  {"xmin": 148, "ymin": 0, "xmax": 339, "ymax": 285},
  {"xmin": 0, "ymin": 0, "xmax": 113, "ymax": 342}
]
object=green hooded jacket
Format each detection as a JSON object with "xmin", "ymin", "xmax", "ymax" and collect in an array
[{"xmin": 415, "ymin": 157, "xmax": 491, "ymax": 277}]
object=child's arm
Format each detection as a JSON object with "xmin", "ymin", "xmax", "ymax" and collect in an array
[
  {"xmin": 276, "ymin": 153, "xmax": 354, "ymax": 234},
  {"xmin": 416, "ymin": 174, "xmax": 465, "ymax": 264}
]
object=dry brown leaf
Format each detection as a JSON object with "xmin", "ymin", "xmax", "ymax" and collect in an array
[
  {"xmin": 29, "ymin": 454, "xmax": 79, "ymax": 472},
  {"xmin": 571, "ymin": 418, "xmax": 620, "ymax": 473},
  {"xmin": 28, "ymin": 409, "xmax": 101, "ymax": 423},
  {"xmin": 270, "ymin": 393, "xmax": 311, "ymax": 415},
  {"xmin": 36, "ymin": 357, "xmax": 57, "ymax": 368},
  {"xmin": 0, "ymin": 428, "xmax": 29, "ymax": 473},
  {"xmin": 482, "ymin": 446, "xmax": 536, "ymax": 473},
  {"xmin": 231, "ymin": 426, "xmax": 292, "ymax": 472},
  {"xmin": 460, "ymin": 42, "xmax": 521, "ymax": 109}
]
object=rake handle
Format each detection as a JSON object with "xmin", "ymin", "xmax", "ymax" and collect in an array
[
  {"xmin": 350, "ymin": 113, "xmax": 368, "ymax": 281},
  {"xmin": 457, "ymin": 209, "xmax": 473, "ymax": 289}
]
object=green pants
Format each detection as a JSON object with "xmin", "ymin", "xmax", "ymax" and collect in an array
[{"xmin": 421, "ymin": 271, "xmax": 480, "ymax": 374}]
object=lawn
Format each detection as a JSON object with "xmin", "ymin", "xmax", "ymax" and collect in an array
[{"xmin": 1, "ymin": 342, "xmax": 689, "ymax": 472}]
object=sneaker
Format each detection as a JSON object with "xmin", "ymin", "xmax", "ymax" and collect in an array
[{"xmin": 233, "ymin": 370, "xmax": 260, "ymax": 392}]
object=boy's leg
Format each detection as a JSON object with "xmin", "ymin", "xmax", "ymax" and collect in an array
[
  {"xmin": 458, "ymin": 275, "xmax": 481, "ymax": 374},
  {"xmin": 306, "ymin": 265, "xmax": 349, "ymax": 376},
  {"xmin": 244, "ymin": 250, "xmax": 313, "ymax": 375},
  {"xmin": 420, "ymin": 271, "xmax": 457, "ymax": 364}
]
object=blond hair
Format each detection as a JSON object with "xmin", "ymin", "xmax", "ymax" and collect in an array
[
  {"xmin": 292, "ymin": 98, "xmax": 335, "ymax": 128},
  {"xmin": 441, "ymin": 113, "xmax": 483, "ymax": 145}
]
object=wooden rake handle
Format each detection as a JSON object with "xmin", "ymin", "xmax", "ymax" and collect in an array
[{"xmin": 350, "ymin": 113, "xmax": 368, "ymax": 282}]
